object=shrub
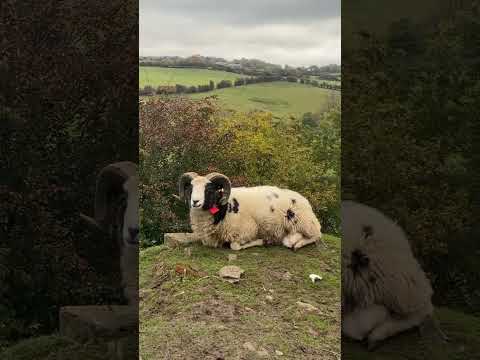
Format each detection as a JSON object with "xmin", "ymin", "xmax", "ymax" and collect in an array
[{"xmin": 217, "ymin": 80, "xmax": 233, "ymax": 89}]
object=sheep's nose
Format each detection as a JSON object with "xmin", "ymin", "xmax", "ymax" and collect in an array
[
  {"xmin": 192, "ymin": 200, "xmax": 200, "ymax": 207},
  {"xmin": 128, "ymin": 227, "xmax": 139, "ymax": 242}
]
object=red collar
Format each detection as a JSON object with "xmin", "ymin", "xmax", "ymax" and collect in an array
[{"xmin": 209, "ymin": 206, "xmax": 220, "ymax": 215}]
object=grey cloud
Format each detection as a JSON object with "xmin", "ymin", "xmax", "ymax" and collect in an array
[
  {"xmin": 140, "ymin": 0, "xmax": 339, "ymax": 25},
  {"xmin": 140, "ymin": 0, "xmax": 340, "ymax": 66}
]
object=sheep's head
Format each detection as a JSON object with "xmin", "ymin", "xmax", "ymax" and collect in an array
[
  {"xmin": 80, "ymin": 161, "xmax": 139, "ymax": 248},
  {"xmin": 178, "ymin": 172, "xmax": 231, "ymax": 211}
]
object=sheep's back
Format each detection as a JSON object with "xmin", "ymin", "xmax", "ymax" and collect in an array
[{"xmin": 229, "ymin": 186, "xmax": 321, "ymax": 241}]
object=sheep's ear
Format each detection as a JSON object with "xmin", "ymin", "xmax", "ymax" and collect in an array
[{"xmin": 79, "ymin": 213, "xmax": 104, "ymax": 232}]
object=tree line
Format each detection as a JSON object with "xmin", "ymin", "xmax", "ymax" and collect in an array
[
  {"xmin": 139, "ymin": 75, "xmax": 341, "ymax": 96},
  {"xmin": 139, "ymin": 55, "xmax": 340, "ymax": 78}
]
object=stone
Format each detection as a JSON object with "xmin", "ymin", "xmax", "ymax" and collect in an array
[
  {"xmin": 243, "ymin": 342, "xmax": 256, "ymax": 352},
  {"xmin": 59, "ymin": 305, "xmax": 138, "ymax": 360},
  {"xmin": 282, "ymin": 272, "xmax": 292, "ymax": 281},
  {"xmin": 296, "ymin": 301, "xmax": 319, "ymax": 313},
  {"xmin": 265, "ymin": 295, "xmax": 274, "ymax": 303},
  {"xmin": 164, "ymin": 233, "xmax": 198, "ymax": 248},
  {"xmin": 228, "ymin": 254, "xmax": 238, "ymax": 262},
  {"xmin": 219, "ymin": 265, "xmax": 244, "ymax": 283},
  {"xmin": 275, "ymin": 350, "xmax": 284, "ymax": 356},
  {"xmin": 257, "ymin": 348, "xmax": 269, "ymax": 357}
]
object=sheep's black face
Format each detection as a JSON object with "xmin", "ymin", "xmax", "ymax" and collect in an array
[
  {"xmin": 202, "ymin": 182, "xmax": 223, "ymax": 210},
  {"xmin": 189, "ymin": 177, "xmax": 219, "ymax": 209}
]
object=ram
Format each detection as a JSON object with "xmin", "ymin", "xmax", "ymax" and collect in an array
[
  {"xmin": 178, "ymin": 172, "xmax": 322, "ymax": 251},
  {"xmin": 80, "ymin": 161, "xmax": 139, "ymax": 305},
  {"xmin": 341, "ymin": 200, "xmax": 444, "ymax": 350}
]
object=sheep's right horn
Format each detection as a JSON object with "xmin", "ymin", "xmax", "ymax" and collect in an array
[
  {"xmin": 79, "ymin": 213, "xmax": 105, "ymax": 233},
  {"xmin": 206, "ymin": 172, "xmax": 231, "ymax": 205},
  {"xmin": 178, "ymin": 172, "xmax": 198, "ymax": 205}
]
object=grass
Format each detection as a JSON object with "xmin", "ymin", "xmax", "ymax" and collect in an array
[
  {"xmin": 140, "ymin": 67, "xmax": 247, "ymax": 87},
  {"xmin": 0, "ymin": 335, "xmax": 109, "ymax": 360},
  {"xmin": 139, "ymin": 235, "xmax": 341, "ymax": 360},
  {"xmin": 189, "ymin": 82, "xmax": 340, "ymax": 119},
  {"xmin": 343, "ymin": 307, "xmax": 480, "ymax": 360}
]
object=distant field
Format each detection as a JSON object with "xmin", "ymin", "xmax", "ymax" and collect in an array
[
  {"xmin": 189, "ymin": 82, "xmax": 340, "ymax": 119},
  {"xmin": 140, "ymin": 66, "xmax": 245, "ymax": 87}
]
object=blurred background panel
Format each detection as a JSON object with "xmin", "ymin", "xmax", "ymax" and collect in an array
[
  {"xmin": 342, "ymin": 0, "xmax": 480, "ymax": 358},
  {"xmin": 0, "ymin": 1, "xmax": 138, "ymax": 358}
]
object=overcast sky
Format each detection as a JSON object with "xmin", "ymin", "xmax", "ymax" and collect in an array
[{"xmin": 140, "ymin": 0, "xmax": 340, "ymax": 67}]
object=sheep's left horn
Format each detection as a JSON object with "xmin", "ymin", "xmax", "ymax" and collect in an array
[
  {"xmin": 206, "ymin": 172, "xmax": 231, "ymax": 205},
  {"xmin": 94, "ymin": 162, "xmax": 137, "ymax": 229}
]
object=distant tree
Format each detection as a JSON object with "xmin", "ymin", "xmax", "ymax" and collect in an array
[
  {"xmin": 217, "ymin": 80, "xmax": 233, "ymax": 89},
  {"xmin": 186, "ymin": 85, "xmax": 197, "ymax": 93},
  {"xmin": 286, "ymin": 76, "xmax": 298, "ymax": 83},
  {"xmin": 234, "ymin": 78, "xmax": 245, "ymax": 86},
  {"xmin": 209, "ymin": 80, "xmax": 215, "ymax": 90},
  {"xmin": 197, "ymin": 84, "xmax": 211, "ymax": 92},
  {"xmin": 176, "ymin": 84, "xmax": 187, "ymax": 94}
]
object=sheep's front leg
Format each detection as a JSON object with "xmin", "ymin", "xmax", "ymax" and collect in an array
[
  {"xmin": 293, "ymin": 236, "xmax": 318, "ymax": 250},
  {"xmin": 230, "ymin": 239, "xmax": 264, "ymax": 251},
  {"xmin": 342, "ymin": 305, "xmax": 389, "ymax": 341},
  {"xmin": 282, "ymin": 233, "xmax": 317, "ymax": 250},
  {"xmin": 367, "ymin": 310, "xmax": 427, "ymax": 350}
]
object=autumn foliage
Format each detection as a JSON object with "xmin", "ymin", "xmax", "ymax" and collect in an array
[{"xmin": 139, "ymin": 96, "xmax": 340, "ymax": 247}]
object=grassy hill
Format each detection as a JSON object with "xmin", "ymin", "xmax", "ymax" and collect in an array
[
  {"xmin": 139, "ymin": 67, "xmax": 340, "ymax": 119},
  {"xmin": 140, "ymin": 67, "xmax": 246, "ymax": 87},
  {"xmin": 139, "ymin": 235, "xmax": 341, "ymax": 360},
  {"xmin": 190, "ymin": 82, "xmax": 340, "ymax": 119}
]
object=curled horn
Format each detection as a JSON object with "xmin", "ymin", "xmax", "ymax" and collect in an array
[
  {"xmin": 80, "ymin": 161, "xmax": 137, "ymax": 234},
  {"xmin": 178, "ymin": 172, "xmax": 198, "ymax": 205},
  {"xmin": 206, "ymin": 172, "xmax": 231, "ymax": 205}
]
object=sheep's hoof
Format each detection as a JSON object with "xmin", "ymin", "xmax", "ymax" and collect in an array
[
  {"xmin": 230, "ymin": 243, "xmax": 242, "ymax": 251},
  {"xmin": 367, "ymin": 338, "xmax": 381, "ymax": 352}
]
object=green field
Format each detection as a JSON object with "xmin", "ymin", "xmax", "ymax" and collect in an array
[
  {"xmin": 190, "ymin": 82, "xmax": 340, "ymax": 119},
  {"xmin": 140, "ymin": 67, "xmax": 245, "ymax": 87}
]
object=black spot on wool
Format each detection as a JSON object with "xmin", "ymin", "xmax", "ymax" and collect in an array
[
  {"xmin": 286, "ymin": 209, "xmax": 295, "ymax": 221},
  {"xmin": 291, "ymin": 198, "xmax": 296, "ymax": 204},
  {"xmin": 232, "ymin": 198, "xmax": 239, "ymax": 213},
  {"xmin": 270, "ymin": 206, "xmax": 275, "ymax": 212},
  {"xmin": 362, "ymin": 224, "xmax": 373, "ymax": 237},
  {"xmin": 273, "ymin": 192, "xmax": 279, "ymax": 198},
  {"xmin": 350, "ymin": 249, "xmax": 370, "ymax": 276}
]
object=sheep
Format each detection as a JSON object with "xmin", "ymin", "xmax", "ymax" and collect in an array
[
  {"xmin": 177, "ymin": 172, "xmax": 322, "ymax": 251},
  {"xmin": 341, "ymin": 200, "xmax": 444, "ymax": 350},
  {"xmin": 80, "ymin": 161, "xmax": 139, "ymax": 306}
]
